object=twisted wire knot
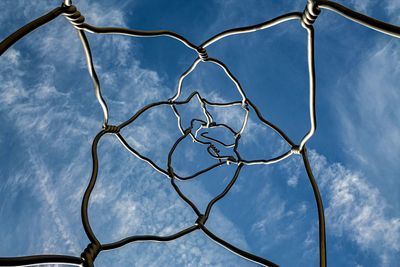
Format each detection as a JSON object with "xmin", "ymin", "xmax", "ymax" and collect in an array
[
  {"xmin": 62, "ymin": 5, "xmax": 86, "ymax": 30},
  {"xmin": 104, "ymin": 125, "xmax": 120, "ymax": 133},
  {"xmin": 301, "ymin": 0, "xmax": 320, "ymax": 27},
  {"xmin": 209, "ymin": 143, "xmax": 220, "ymax": 155},
  {"xmin": 195, "ymin": 214, "xmax": 206, "ymax": 226},
  {"xmin": 81, "ymin": 242, "xmax": 101, "ymax": 267},
  {"xmin": 197, "ymin": 47, "xmax": 208, "ymax": 61},
  {"xmin": 291, "ymin": 145, "xmax": 301, "ymax": 155}
]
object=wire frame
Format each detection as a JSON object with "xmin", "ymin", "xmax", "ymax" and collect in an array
[{"xmin": 0, "ymin": 0, "xmax": 399, "ymax": 266}]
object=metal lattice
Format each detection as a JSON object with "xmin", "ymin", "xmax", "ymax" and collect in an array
[{"xmin": 0, "ymin": 0, "xmax": 399, "ymax": 266}]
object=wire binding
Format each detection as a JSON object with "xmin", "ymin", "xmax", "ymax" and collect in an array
[
  {"xmin": 302, "ymin": 0, "xmax": 321, "ymax": 27},
  {"xmin": 62, "ymin": 5, "xmax": 86, "ymax": 30},
  {"xmin": 81, "ymin": 242, "xmax": 101, "ymax": 267}
]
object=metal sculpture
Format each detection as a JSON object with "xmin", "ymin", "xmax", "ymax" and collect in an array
[{"xmin": 0, "ymin": 0, "xmax": 399, "ymax": 266}]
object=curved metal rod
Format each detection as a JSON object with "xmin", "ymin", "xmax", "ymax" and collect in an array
[
  {"xmin": 82, "ymin": 24, "xmax": 198, "ymax": 50},
  {"xmin": 203, "ymin": 99, "xmax": 242, "ymax": 107},
  {"xmin": 116, "ymin": 92, "xmax": 235, "ymax": 181},
  {"xmin": 206, "ymin": 58, "xmax": 248, "ymax": 104},
  {"xmin": 0, "ymin": 255, "xmax": 82, "ymax": 267},
  {"xmin": 168, "ymin": 91, "xmax": 296, "ymax": 167},
  {"xmin": 119, "ymin": 91, "xmax": 205, "ymax": 130},
  {"xmin": 81, "ymin": 130, "xmax": 107, "ymax": 245},
  {"xmin": 170, "ymin": 57, "xmax": 248, "ymax": 109},
  {"xmin": 208, "ymin": 122, "xmax": 237, "ymax": 136},
  {"xmin": 115, "ymin": 133, "xmax": 169, "ymax": 177},
  {"xmin": 170, "ymin": 175, "xmax": 202, "ymax": 217},
  {"xmin": 201, "ymin": 12, "xmax": 302, "ymax": 48},
  {"xmin": 206, "ymin": 146, "xmax": 235, "ymax": 161},
  {"xmin": 200, "ymin": 132, "xmax": 235, "ymax": 148},
  {"xmin": 203, "ymin": 164, "xmax": 243, "ymax": 222},
  {"xmin": 199, "ymin": 225, "xmax": 279, "ymax": 267},
  {"xmin": 167, "ymin": 130, "xmax": 202, "ymax": 217},
  {"xmin": 170, "ymin": 104, "xmax": 185, "ymax": 135},
  {"xmin": 170, "ymin": 58, "xmax": 202, "ymax": 102},
  {"xmin": 172, "ymin": 57, "xmax": 250, "ymax": 137},
  {"xmin": 174, "ymin": 161, "xmax": 226, "ymax": 180},
  {"xmin": 301, "ymin": 147, "xmax": 326, "ymax": 267},
  {"xmin": 317, "ymin": 0, "xmax": 400, "ymax": 38},
  {"xmin": 299, "ymin": 25, "xmax": 316, "ymax": 151},
  {"xmin": 0, "ymin": 5, "xmax": 71, "ymax": 56},
  {"xmin": 240, "ymin": 150, "xmax": 294, "ymax": 166},
  {"xmin": 195, "ymin": 91, "xmax": 214, "ymax": 126},
  {"xmin": 102, "ymin": 225, "xmax": 199, "ymax": 251},
  {"xmin": 247, "ymin": 100, "xmax": 295, "ymax": 146},
  {"xmin": 77, "ymin": 30, "xmax": 109, "ymax": 127}
]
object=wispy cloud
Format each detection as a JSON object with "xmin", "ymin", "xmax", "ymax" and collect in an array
[
  {"xmin": 308, "ymin": 150, "xmax": 400, "ymax": 266},
  {"xmin": 347, "ymin": 0, "xmax": 372, "ymax": 13},
  {"xmin": 333, "ymin": 40, "xmax": 400, "ymax": 206},
  {"xmin": 0, "ymin": 2, "xmax": 251, "ymax": 265}
]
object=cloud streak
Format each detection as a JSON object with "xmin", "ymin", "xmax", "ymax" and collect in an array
[{"xmin": 308, "ymin": 150, "xmax": 400, "ymax": 266}]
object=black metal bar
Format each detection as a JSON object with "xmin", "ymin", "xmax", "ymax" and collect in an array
[
  {"xmin": 301, "ymin": 147, "xmax": 327, "ymax": 267},
  {"xmin": 174, "ymin": 161, "xmax": 226, "ymax": 180},
  {"xmin": 81, "ymin": 130, "xmax": 107, "ymax": 245},
  {"xmin": 201, "ymin": 12, "xmax": 302, "ymax": 48},
  {"xmin": 82, "ymin": 24, "xmax": 198, "ymax": 51},
  {"xmin": 203, "ymin": 164, "xmax": 243, "ymax": 222},
  {"xmin": 102, "ymin": 225, "xmax": 199, "ymax": 251},
  {"xmin": 0, "ymin": 255, "xmax": 83, "ymax": 266},
  {"xmin": 317, "ymin": 0, "xmax": 400, "ymax": 38},
  {"xmin": 0, "ymin": 5, "xmax": 71, "ymax": 56},
  {"xmin": 247, "ymin": 100, "xmax": 295, "ymax": 147}
]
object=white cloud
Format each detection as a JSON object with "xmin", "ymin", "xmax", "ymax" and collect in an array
[
  {"xmin": 2, "ymin": 48, "xmax": 20, "ymax": 65},
  {"xmin": 333, "ymin": 40, "xmax": 400, "ymax": 206},
  {"xmin": 29, "ymin": 154, "xmax": 81, "ymax": 254},
  {"xmin": 308, "ymin": 150, "xmax": 400, "ymax": 266},
  {"xmin": 347, "ymin": 0, "xmax": 372, "ymax": 13},
  {"xmin": 385, "ymin": 1, "xmax": 400, "ymax": 22}
]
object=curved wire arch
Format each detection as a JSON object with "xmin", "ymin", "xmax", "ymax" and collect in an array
[{"xmin": 0, "ymin": 0, "xmax": 399, "ymax": 266}]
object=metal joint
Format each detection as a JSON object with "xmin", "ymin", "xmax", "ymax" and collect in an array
[
  {"xmin": 196, "ymin": 47, "xmax": 208, "ymax": 61},
  {"xmin": 81, "ymin": 242, "xmax": 101, "ymax": 267},
  {"xmin": 301, "ymin": 0, "xmax": 321, "ymax": 27},
  {"xmin": 104, "ymin": 125, "xmax": 120, "ymax": 134},
  {"xmin": 62, "ymin": 5, "xmax": 86, "ymax": 30}
]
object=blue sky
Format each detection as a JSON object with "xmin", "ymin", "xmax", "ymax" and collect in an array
[{"xmin": 0, "ymin": 0, "xmax": 399, "ymax": 266}]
